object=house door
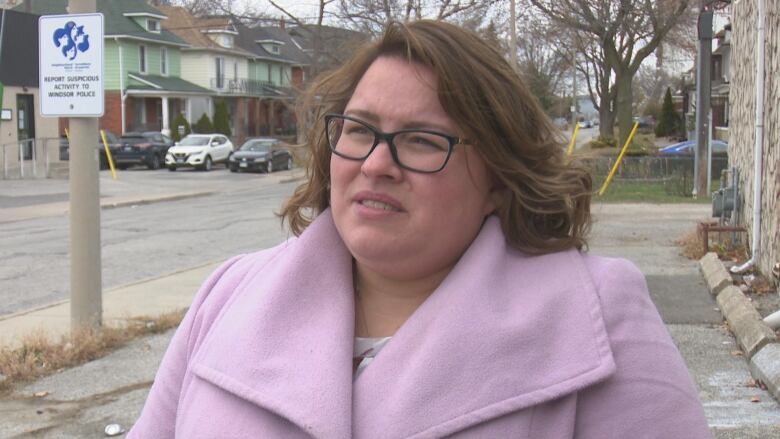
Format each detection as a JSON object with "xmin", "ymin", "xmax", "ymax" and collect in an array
[{"xmin": 16, "ymin": 94, "xmax": 35, "ymax": 159}]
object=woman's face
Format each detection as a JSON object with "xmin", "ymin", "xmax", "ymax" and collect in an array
[{"xmin": 330, "ymin": 56, "xmax": 498, "ymax": 281}]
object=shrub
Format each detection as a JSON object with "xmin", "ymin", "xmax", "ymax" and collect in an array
[
  {"xmin": 213, "ymin": 101, "xmax": 231, "ymax": 137},
  {"xmin": 171, "ymin": 113, "xmax": 191, "ymax": 142},
  {"xmin": 194, "ymin": 113, "xmax": 214, "ymax": 133},
  {"xmin": 655, "ymin": 87, "xmax": 680, "ymax": 137}
]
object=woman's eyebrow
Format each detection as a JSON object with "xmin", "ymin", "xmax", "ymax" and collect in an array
[{"xmin": 343, "ymin": 109, "xmax": 457, "ymax": 133}]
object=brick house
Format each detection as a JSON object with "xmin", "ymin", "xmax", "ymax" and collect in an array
[{"xmin": 729, "ymin": 0, "xmax": 779, "ymax": 282}]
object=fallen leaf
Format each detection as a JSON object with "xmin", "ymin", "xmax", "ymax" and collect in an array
[
  {"xmin": 751, "ymin": 396, "xmax": 761, "ymax": 403},
  {"xmin": 731, "ymin": 350, "xmax": 744, "ymax": 357},
  {"xmin": 33, "ymin": 391, "xmax": 49, "ymax": 398},
  {"xmin": 745, "ymin": 379, "xmax": 758, "ymax": 388}
]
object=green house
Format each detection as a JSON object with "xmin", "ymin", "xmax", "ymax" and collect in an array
[{"xmin": 20, "ymin": 0, "xmax": 211, "ymax": 136}]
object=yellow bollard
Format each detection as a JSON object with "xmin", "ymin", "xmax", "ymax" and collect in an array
[
  {"xmin": 100, "ymin": 129, "xmax": 118, "ymax": 180},
  {"xmin": 598, "ymin": 122, "xmax": 640, "ymax": 196},
  {"xmin": 566, "ymin": 123, "xmax": 580, "ymax": 156}
]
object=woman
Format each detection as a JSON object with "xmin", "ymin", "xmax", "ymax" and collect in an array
[{"xmin": 129, "ymin": 21, "xmax": 711, "ymax": 438}]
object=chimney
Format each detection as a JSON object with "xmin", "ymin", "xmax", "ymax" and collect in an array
[{"xmin": 279, "ymin": 17, "xmax": 285, "ymax": 31}]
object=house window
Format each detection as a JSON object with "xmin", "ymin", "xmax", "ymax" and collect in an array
[
  {"xmin": 147, "ymin": 19, "xmax": 159, "ymax": 32},
  {"xmin": 215, "ymin": 57, "xmax": 225, "ymax": 89},
  {"xmin": 139, "ymin": 45, "xmax": 147, "ymax": 73},
  {"xmin": 233, "ymin": 61, "xmax": 238, "ymax": 81},
  {"xmin": 267, "ymin": 64, "xmax": 272, "ymax": 82},
  {"xmin": 160, "ymin": 47, "xmax": 168, "ymax": 75}
]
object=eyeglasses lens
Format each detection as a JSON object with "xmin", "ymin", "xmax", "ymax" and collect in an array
[{"xmin": 326, "ymin": 116, "xmax": 451, "ymax": 172}]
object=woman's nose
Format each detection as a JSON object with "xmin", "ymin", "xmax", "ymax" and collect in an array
[{"xmin": 360, "ymin": 140, "xmax": 403, "ymax": 180}]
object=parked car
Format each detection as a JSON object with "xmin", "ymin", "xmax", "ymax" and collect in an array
[
  {"xmin": 228, "ymin": 137, "xmax": 293, "ymax": 173},
  {"xmin": 658, "ymin": 140, "xmax": 728, "ymax": 156},
  {"xmin": 633, "ymin": 116, "xmax": 655, "ymax": 129},
  {"xmin": 113, "ymin": 131, "xmax": 174, "ymax": 170},
  {"xmin": 165, "ymin": 134, "xmax": 234, "ymax": 171},
  {"xmin": 59, "ymin": 130, "xmax": 121, "ymax": 170},
  {"xmin": 577, "ymin": 119, "xmax": 592, "ymax": 129}
]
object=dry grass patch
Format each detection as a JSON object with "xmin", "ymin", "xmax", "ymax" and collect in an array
[
  {"xmin": 676, "ymin": 226, "xmax": 749, "ymax": 262},
  {"xmin": 675, "ymin": 229, "xmax": 706, "ymax": 260},
  {"xmin": 0, "ymin": 309, "xmax": 185, "ymax": 394}
]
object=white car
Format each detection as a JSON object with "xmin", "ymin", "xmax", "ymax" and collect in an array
[{"xmin": 166, "ymin": 134, "xmax": 234, "ymax": 171}]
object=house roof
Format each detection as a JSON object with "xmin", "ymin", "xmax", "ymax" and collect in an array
[
  {"xmin": 155, "ymin": 6, "xmax": 254, "ymax": 58},
  {"xmin": 127, "ymin": 73, "xmax": 211, "ymax": 94},
  {"xmin": 287, "ymin": 24, "xmax": 367, "ymax": 52},
  {"xmin": 287, "ymin": 24, "xmax": 368, "ymax": 69},
  {"xmin": 0, "ymin": 9, "xmax": 39, "ymax": 87},
  {"xmin": 234, "ymin": 23, "xmax": 308, "ymax": 66},
  {"xmin": 16, "ymin": 0, "xmax": 187, "ymax": 46}
]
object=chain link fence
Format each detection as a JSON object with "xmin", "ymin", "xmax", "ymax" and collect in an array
[{"xmin": 582, "ymin": 155, "xmax": 729, "ymax": 196}]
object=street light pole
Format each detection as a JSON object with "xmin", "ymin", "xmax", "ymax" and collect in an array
[{"xmin": 68, "ymin": 0, "xmax": 102, "ymax": 332}]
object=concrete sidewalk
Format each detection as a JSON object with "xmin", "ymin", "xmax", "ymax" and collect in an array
[{"xmin": 0, "ymin": 262, "xmax": 219, "ymax": 348}]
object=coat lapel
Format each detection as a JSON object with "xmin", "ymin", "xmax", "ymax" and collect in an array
[
  {"xmin": 191, "ymin": 211, "xmax": 356, "ymax": 439},
  {"xmin": 352, "ymin": 216, "xmax": 616, "ymax": 438},
  {"xmin": 188, "ymin": 212, "xmax": 616, "ymax": 439}
]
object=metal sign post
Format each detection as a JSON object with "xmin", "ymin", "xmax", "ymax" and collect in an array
[{"xmin": 39, "ymin": 0, "xmax": 103, "ymax": 332}]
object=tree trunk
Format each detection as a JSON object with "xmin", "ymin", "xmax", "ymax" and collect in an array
[
  {"xmin": 615, "ymin": 71, "xmax": 633, "ymax": 147},
  {"xmin": 599, "ymin": 108, "xmax": 615, "ymax": 139}
]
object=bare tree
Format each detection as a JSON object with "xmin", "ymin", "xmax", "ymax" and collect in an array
[
  {"xmin": 514, "ymin": 17, "xmax": 570, "ymax": 115},
  {"xmin": 172, "ymin": 0, "xmax": 224, "ymax": 17},
  {"xmin": 334, "ymin": 0, "xmax": 487, "ymax": 36},
  {"xmin": 527, "ymin": 0, "xmax": 692, "ymax": 145},
  {"xmin": 575, "ymin": 35, "xmax": 618, "ymax": 138}
]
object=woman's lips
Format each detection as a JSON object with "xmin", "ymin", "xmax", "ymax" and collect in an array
[{"xmin": 352, "ymin": 191, "xmax": 404, "ymax": 213}]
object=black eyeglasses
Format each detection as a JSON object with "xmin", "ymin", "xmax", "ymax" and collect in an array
[{"xmin": 324, "ymin": 113, "xmax": 468, "ymax": 173}]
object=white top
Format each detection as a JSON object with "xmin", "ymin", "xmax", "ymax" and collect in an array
[{"xmin": 353, "ymin": 336, "xmax": 392, "ymax": 379}]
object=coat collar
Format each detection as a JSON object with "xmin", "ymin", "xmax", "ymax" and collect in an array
[{"xmin": 191, "ymin": 211, "xmax": 615, "ymax": 439}]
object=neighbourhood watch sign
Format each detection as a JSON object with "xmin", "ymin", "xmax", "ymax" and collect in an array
[{"xmin": 39, "ymin": 13, "xmax": 104, "ymax": 117}]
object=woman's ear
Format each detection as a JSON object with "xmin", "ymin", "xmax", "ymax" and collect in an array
[{"xmin": 483, "ymin": 179, "xmax": 508, "ymax": 217}]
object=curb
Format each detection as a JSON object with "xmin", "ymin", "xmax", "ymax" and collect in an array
[
  {"xmin": 716, "ymin": 286, "xmax": 777, "ymax": 357},
  {"xmin": 0, "ymin": 259, "xmax": 222, "ymax": 324},
  {"xmin": 100, "ymin": 191, "xmax": 215, "ymax": 210},
  {"xmin": 699, "ymin": 252, "xmax": 780, "ymax": 401},
  {"xmin": 0, "ymin": 191, "xmax": 215, "ymax": 224},
  {"xmin": 699, "ymin": 252, "xmax": 732, "ymax": 296},
  {"xmin": 750, "ymin": 344, "xmax": 780, "ymax": 400}
]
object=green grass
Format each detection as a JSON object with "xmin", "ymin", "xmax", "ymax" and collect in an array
[{"xmin": 595, "ymin": 179, "xmax": 717, "ymax": 203}]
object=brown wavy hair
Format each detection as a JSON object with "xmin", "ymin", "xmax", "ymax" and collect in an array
[{"xmin": 280, "ymin": 20, "xmax": 592, "ymax": 254}]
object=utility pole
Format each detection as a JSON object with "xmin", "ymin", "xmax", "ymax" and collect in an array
[
  {"xmin": 68, "ymin": 0, "xmax": 102, "ymax": 332},
  {"xmin": 509, "ymin": 0, "xmax": 517, "ymax": 70},
  {"xmin": 694, "ymin": 1, "xmax": 713, "ymax": 197},
  {"xmin": 571, "ymin": 52, "xmax": 577, "ymax": 127}
]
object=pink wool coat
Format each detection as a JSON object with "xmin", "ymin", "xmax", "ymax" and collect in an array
[{"xmin": 128, "ymin": 211, "xmax": 711, "ymax": 438}]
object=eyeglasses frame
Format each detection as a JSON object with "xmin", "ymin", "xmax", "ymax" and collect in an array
[{"xmin": 324, "ymin": 113, "xmax": 469, "ymax": 174}]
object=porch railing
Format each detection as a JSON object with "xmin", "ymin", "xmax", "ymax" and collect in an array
[{"xmin": 209, "ymin": 77, "xmax": 278, "ymax": 95}]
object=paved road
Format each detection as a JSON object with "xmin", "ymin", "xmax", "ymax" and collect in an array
[
  {"xmin": 0, "ymin": 169, "xmax": 296, "ymax": 316},
  {"xmin": 1, "ymin": 172, "xmax": 779, "ymax": 437}
]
